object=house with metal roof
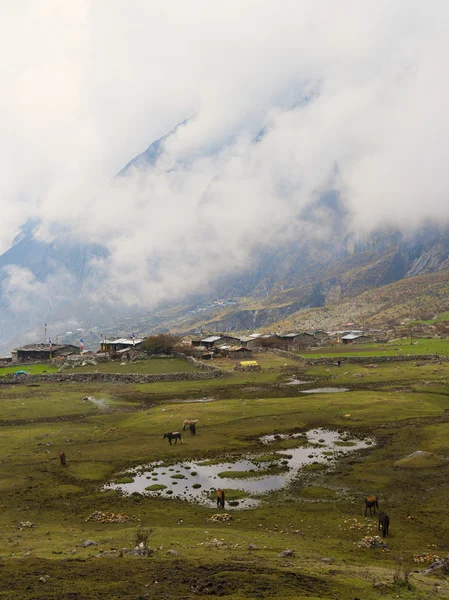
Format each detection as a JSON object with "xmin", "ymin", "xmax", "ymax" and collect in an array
[
  {"xmin": 100, "ymin": 338, "xmax": 144, "ymax": 354},
  {"xmin": 341, "ymin": 333, "xmax": 370, "ymax": 344}
]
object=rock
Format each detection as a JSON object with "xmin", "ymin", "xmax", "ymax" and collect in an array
[
  {"xmin": 248, "ymin": 544, "xmax": 259, "ymax": 551},
  {"xmin": 166, "ymin": 549, "xmax": 178, "ymax": 555},
  {"xmin": 279, "ymin": 549, "xmax": 295, "ymax": 557},
  {"xmin": 321, "ymin": 557, "xmax": 334, "ymax": 564},
  {"xmin": 82, "ymin": 540, "xmax": 98, "ymax": 547},
  {"xmin": 127, "ymin": 542, "xmax": 153, "ymax": 557},
  {"xmin": 38, "ymin": 576, "xmax": 47, "ymax": 583}
]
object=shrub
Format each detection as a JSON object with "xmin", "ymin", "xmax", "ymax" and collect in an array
[{"xmin": 141, "ymin": 334, "xmax": 180, "ymax": 355}]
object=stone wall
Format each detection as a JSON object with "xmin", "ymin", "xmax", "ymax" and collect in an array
[
  {"xmin": 254, "ymin": 347, "xmax": 306, "ymax": 362},
  {"xmin": 300, "ymin": 354, "xmax": 448, "ymax": 365},
  {"xmin": 0, "ymin": 370, "xmax": 223, "ymax": 386},
  {"xmin": 173, "ymin": 352, "xmax": 223, "ymax": 373}
]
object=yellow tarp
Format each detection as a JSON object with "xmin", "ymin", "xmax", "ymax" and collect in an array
[{"xmin": 240, "ymin": 361, "xmax": 259, "ymax": 366}]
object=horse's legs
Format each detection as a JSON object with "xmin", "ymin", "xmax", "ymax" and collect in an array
[{"xmin": 169, "ymin": 438, "xmax": 172, "ymax": 445}]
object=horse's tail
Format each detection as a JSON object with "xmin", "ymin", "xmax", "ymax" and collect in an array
[{"xmin": 375, "ymin": 497, "xmax": 379, "ymax": 509}]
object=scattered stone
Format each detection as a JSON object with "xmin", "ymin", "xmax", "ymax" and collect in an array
[
  {"xmin": 413, "ymin": 552, "xmax": 440, "ymax": 564},
  {"xmin": 85, "ymin": 511, "xmax": 129, "ymax": 524},
  {"xmin": 207, "ymin": 513, "xmax": 232, "ymax": 523},
  {"xmin": 279, "ymin": 549, "xmax": 295, "ymax": 557},
  {"xmin": 248, "ymin": 544, "xmax": 259, "ymax": 551},
  {"xmin": 321, "ymin": 557, "xmax": 334, "ymax": 564},
  {"xmin": 357, "ymin": 536, "xmax": 388, "ymax": 549},
  {"xmin": 166, "ymin": 549, "xmax": 178, "ymax": 555},
  {"xmin": 38, "ymin": 576, "xmax": 47, "ymax": 583},
  {"xmin": 82, "ymin": 540, "xmax": 98, "ymax": 547},
  {"xmin": 127, "ymin": 542, "xmax": 153, "ymax": 557},
  {"xmin": 18, "ymin": 521, "xmax": 34, "ymax": 529}
]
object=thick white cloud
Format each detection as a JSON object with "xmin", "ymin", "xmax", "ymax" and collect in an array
[{"xmin": 1, "ymin": 0, "xmax": 449, "ymax": 308}]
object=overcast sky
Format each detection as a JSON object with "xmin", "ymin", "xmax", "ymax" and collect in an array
[{"xmin": 1, "ymin": 1, "xmax": 449, "ymax": 307}]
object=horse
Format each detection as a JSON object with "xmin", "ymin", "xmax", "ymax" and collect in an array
[
  {"xmin": 216, "ymin": 488, "xmax": 225, "ymax": 509},
  {"xmin": 189, "ymin": 423, "xmax": 196, "ymax": 435},
  {"xmin": 59, "ymin": 451, "xmax": 66, "ymax": 467},
  {"xmin": 183, "ymin": 419, "xmax": 199, "ymax": 431},
  {"xmin": 163, "ymin": 432, "xmax": 183, "ymax": 445},
  {"xmin": 364, "ymin": 495, "xmax": 379, "ymax": 516},
  {"xmin": 378, "ymin": 512, "xmax": 390, "ymax": 537}
]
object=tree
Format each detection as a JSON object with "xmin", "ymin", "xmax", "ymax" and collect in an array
[{"xmin": 141, "ymin": 334, "xmax": 180, "ymax": 355}]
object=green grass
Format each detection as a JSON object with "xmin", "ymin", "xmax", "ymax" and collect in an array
[
  {"xmin": 299, "ymin": 337, "xmax": 449, "ymax": 358},
  {"xmin": 0, "ymin": 357, "xmax": 449, "ymax": 598},
  {"xmin": 0, "ymin": 362, "xmax": 58, "ymax": 376},
  {"xmin": 70, "ymin": 357, "xmax": 200, "ymax": 374}
]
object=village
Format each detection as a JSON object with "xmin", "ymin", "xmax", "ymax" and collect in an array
[{"xmin": 3, "ymin": 326, "xmax": 385, "ymax": 367}]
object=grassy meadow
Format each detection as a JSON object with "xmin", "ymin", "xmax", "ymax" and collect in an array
[
  {"xmin": 0, "ymin": 351, "xmax": 448, "ymax": 598},
  {"xmin": 299, "ymin": 337, "xmax": 449, "ymax": 358}
]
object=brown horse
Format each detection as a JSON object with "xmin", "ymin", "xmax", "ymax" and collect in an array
[
  {"xmin": 364, "ymin": 495, "xmax": 379, "ymax": 516},
  {"xmin": 59, "ymin": 451, "xmax": 67, "ymax": 467},
  {"xmin": 216, "ymin": 488, "xmax": 225, "ymax": 509},
  {"xmin": 378, "ymin": 512, "xmax": 390, "ymax": 537}
]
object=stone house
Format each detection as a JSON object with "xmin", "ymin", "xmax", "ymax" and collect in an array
[{"xmin": 12, "ymin": 344, "xmax": 79, "ymax": 363}]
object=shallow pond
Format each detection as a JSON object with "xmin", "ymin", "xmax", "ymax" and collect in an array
[
  {"xmin": 105, "ymin": 428, "xmax": 373, "ymax": 509},
  {"xmin": 300, "ymin": 387, "xmax": 349, "ymax": 394},
  {"xmin": 284, "ymin": 379, "xmax": 309, "ymax": 386}
]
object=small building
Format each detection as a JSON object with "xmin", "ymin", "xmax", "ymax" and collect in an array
[
  {"xmin": 200, "ymin": 335, "xmax": 241, "ymax": 349},
  {"xmin": 100, "ymin": 338, "xmax": 144, "ymax": 354},
  {"xmin": 238, "ymin": 336, "xmax": 261, "ymax": 350},
  {"xmin": 341, "ymin": 333, "xmax": 370, "ymax": 345},
  {"xmin": 278, "ymin": 332, "xmax": 315, "ymax": 348},
  {"xmin": 12, "ymin": 344, "xmax": 79, "ymax": 363},
  {"xmin": 219, "ymin": 346, "xmax": 253, "ymax": 359}
]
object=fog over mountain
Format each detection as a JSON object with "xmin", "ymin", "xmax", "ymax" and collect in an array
[{"xmin": 1, "ymin": 1, "xmax": 449, "ymax": 350}]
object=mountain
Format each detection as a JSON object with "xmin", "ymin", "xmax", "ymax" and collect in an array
[{"xmin": 2, "ymin": 125, "xmax": 449, "ymax": 353}]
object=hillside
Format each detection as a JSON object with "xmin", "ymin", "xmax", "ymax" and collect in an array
[{"xmin": 1, "ymin": 123, "xmax": 449, "ymax": 350}]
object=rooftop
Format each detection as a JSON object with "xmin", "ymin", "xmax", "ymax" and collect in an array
[
  {"xmin": 102, "ymin": 338, "xmax": 144, "ymax": 345},
  {"xmin": 13, "ymin": 343, "xmax": 77, "ymax": 352}
]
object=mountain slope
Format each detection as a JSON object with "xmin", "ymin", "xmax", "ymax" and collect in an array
[{"xmin": 2, "ymin": 125, "xmax": 449, "ymax": 350}]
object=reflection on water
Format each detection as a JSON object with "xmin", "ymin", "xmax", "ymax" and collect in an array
[
  {"xmin": 105, "ymin": 429, "xmax": 373, "ymax": 509},
  {"xmin": 300, "ymin": 387, "xmax": 349, "ymax": 394}
]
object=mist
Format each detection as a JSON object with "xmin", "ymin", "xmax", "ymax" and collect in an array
[{"xmin": 2, "ymin": 0, "xmax": 449, "ymax": 313}]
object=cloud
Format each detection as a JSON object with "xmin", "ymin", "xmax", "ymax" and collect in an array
[{"xmin": 1, "ymin": 0, "xmax": 449, "ymax": 310}]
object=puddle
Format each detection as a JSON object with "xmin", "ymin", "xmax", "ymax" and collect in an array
[
  {"xmin": 105, "ymin": 429, "xmax": 373, "ymax": 509},
  {"xmin": 180, "ymin": 397, "xmax": 216, "ymax": 403},
  {"xmin": 300, "ymin": 387, "xmax": 349, "ymax": 394}
]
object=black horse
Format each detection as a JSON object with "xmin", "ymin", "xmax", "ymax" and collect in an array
[
  {"xmin": 216, "ymin": 488, "xmax": 225, "ymax": 509},
  {"xmin": 163, "ymin": 432, "xmax": 183, "ymax": 445},
  {"xmin": 378, "ymin": 512, "xmax": 390, "ymax": 537},
  {"xmin": 189, "ymin": 423, "xmax": 196, "ymax": 435},
  {"xmin": 364, "ymin": 495, "xmax": 379, "ymax": 516}
]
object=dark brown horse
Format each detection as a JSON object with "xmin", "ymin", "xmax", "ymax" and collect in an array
[
  {"xmin": 59, "ymin": 451, "xmax": 66, "ymax": 467},
  {"xmin": 378, "ymin": 512, "xmax": 390, "ymax": 537},
  {"xmin": 364, "ymin": 495, "xmax": 379, "ymax": 516},
  {"xmin": 163, "ymin": 432, "xmax": 183, "ymax": 445},
  {"xmin": 216, "ymin": 488, "xmax": 225, "ymax": 509}
]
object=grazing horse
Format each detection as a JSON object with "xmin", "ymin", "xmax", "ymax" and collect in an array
[
  {"xmin": 163, "ymin": 432, "xmax": 183, "ymax": 445},
  {"xmin": 59, "ymin": 451, "xmax": 67, "ymax": 467},
  {"xmin": 378, "ymin": 512, "xmax": 390, "ymax": 537},
  {"xmin": 183, "ymin": 419, "xmax": 199, "ymax": 431},
  {"xmin": 364, "ymin": 495, "xmax": 379, "ymax": 516},
  {"xmin": 216, "ymin": 488, "xmax": 225, "ymax": 509},
  {"xmin": 189, "ymin": 423, "xmax": 196, "ymax": 435}
]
